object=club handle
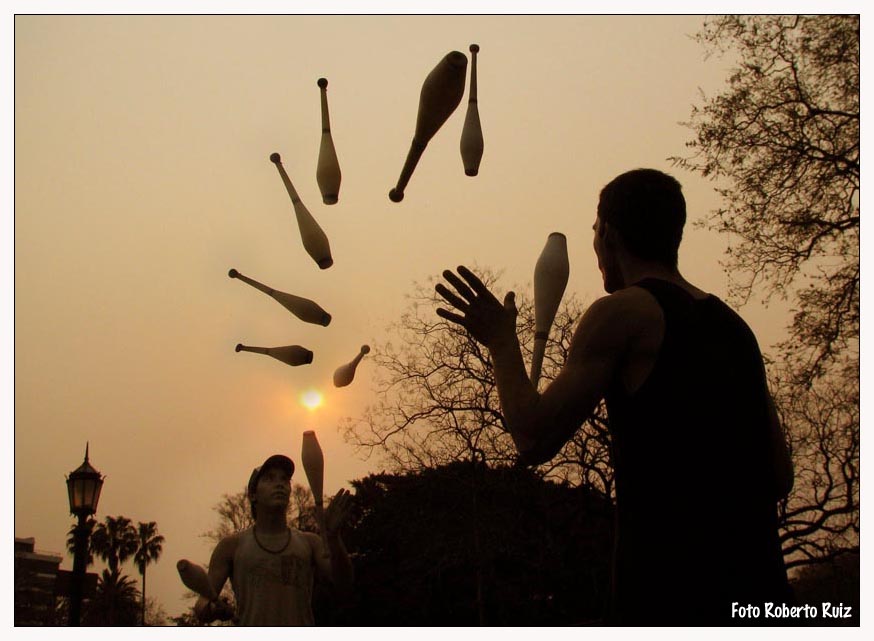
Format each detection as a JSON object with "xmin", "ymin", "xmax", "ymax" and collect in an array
[
  {"xmin": 236, "ymin": 344, "xmax": 267, "ymax": 355},
  {"xmin": 270, "ymin": 153, "xmax": 302, "ymax": 204},
  {"xmin": 389, "ymin": 140, "xmax": 427, "ymax": 202},
  {"xmin": 468, "ymin": 44, "xmax": 479, "ymax": 102},
  {"xmin": 318, "ymin": 78, "xmax": 331, "ymax": 131},
  {"xmin": 229, "ymin": 269, "xmax": 273, "ymax": 296},
  {"xmin": 530, "ymin": 337, "xmax": 547, "ymax": 387}
]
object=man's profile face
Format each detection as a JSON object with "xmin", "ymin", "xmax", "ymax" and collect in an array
[{"xmin": 254, "ymin": 466, "xmax": 292, "ymax": 513}]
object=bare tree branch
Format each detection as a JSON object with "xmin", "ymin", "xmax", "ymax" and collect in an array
[{"xmin": 344, "ymin": 272, "xmax": 613, "ymax": 499}]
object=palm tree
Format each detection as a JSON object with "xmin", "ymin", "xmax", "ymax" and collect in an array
[
  {"xmin": 65, "ymin": 518, "xmax": 96, "ymax": 566},
  {"xmin": 89, "ymin": 516, "xmax": 138, "ymax": 576},
  {"xmin": 88, "ymin": 516, "xmax": 138, "ymax": 624},
  {"xmin": 84, "ymin": 569, "xmax": 141, "ymax": 626},
  {"xmin": 134, "ymin": 521, "xmax": 165, "ymax": 625}
]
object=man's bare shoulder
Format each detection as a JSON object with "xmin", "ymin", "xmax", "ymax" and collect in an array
[
  {"xmin": 585, "ymin": 286, "xmax": 662, "ymax": 328},
  {"xmin": 213, "ymin": 530, "xmax": 245, "ymax": 559},
  {"xmin": 612, "ymin": 283, "xmax": 664, "ymax": 307},
  {"xmin": 568, "ymin": 287, "xmax": 663, "ymax": 358}
]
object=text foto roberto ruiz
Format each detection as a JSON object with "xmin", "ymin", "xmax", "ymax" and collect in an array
[{"xmin": 732, "ymin": 602, "xmax": 853, "ymax": 621}]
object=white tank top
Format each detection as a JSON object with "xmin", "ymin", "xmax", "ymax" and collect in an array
[{"xmin": 231, "ymin": 526, "xmax": 316, "ymax": 625}]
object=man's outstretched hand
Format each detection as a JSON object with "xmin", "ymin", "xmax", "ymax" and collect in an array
[
  {"xmin": 324, "ymin": 488, "xmax": 352, "ymax": 537},
  {"xmin": 435, "ymin": 266, "xmax": 518, "ymax": 349},
  {"xmin": 196, "ymin": 596, "xmax": 234, "ymax": 623}
]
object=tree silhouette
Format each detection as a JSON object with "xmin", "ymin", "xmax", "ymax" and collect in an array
[
  {"xmin": 66, "ymin": 518, "xmax": 95, "ymax": 566},
  {"xmin": 327, "ymin": 463, "xmax": 613, "ymax": 625},
  {"xmin": 133, "ymin": 521, "xmax": 165, "ymax": 625},
  {"xmin": 672, "ymin": 15, "xmax": 859, "ymax": 387},
  {"xmin": 82, "ymin": 569, "xmax": 140, "ymax": 626},
  {"xmin": 84, "ymin": 516, "xmax": 138, "ymax": 625},
  {"xmin": 773, "ymin": 366, "xmax": 859, "ymax": 568},
  {"xmin": 343, "ymin": 272, "xmax": 613, "ymax": 499},
  {"xmin": 89, "ymin": 516, "xmax": 138, "ymax": 577},
  {"xmin": 200, "ymin": 487, "xmax": 253, "ymax": 544},
  {"xmin": 143, "ymin": 596, "xmax": 170, "ymax": 626}
]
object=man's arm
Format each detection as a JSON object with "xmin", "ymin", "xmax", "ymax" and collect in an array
[
  {"xmin": 311, "ymin": 489, "xmax": 354, "ymax": 599},
  {"xmin": 193, "ymin": 536, "xmax": 235, "ymax": 623},
  {"xmin": 436, "ymin": 266, "xmax": 638, "ymax": 464},
  {"xmin": 325, "ymin": 531, "xmax": 353, "ymax": 598},
  {"xmin": 494, "ymin": 294, "xmax": 641, "ymax": 464}
]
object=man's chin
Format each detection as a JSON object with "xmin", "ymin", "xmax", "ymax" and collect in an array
[{"xmin": 599, "ymin": 268, "xmax": 618, "ymax": 294}]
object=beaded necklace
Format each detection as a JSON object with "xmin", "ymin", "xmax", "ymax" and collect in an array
[{"xmin": 253, "ymin": 526, "xmax": 291, "ymax": 554}]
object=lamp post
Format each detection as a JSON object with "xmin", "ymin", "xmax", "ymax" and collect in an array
[{"xmin": 66, "ymin": 443, "xmax": 104, "ymax": 626}]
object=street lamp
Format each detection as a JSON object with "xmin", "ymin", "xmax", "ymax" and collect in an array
[{"xmin": 66, "ymin": 443, "xmax": 104, "ymax": 626}]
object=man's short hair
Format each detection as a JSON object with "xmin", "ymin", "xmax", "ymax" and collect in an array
[{"xmin": 597, "ymin": 169, "xmax": 686, "ymax": 267}]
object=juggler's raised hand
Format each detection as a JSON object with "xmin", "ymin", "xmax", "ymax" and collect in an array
[
  {"xmin": 435, "ymin": 266, "xmax": 518, "ymax": 348},
  {"xmin": 324, "ymin": 488, "xmax": 353, "ymax": 536}
]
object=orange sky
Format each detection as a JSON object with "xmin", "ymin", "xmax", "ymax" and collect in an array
[{"xmin": 11, "ymin": 12, "xmax": 810, "ymax": 621}]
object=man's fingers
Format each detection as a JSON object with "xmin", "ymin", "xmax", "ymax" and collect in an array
[
  {"xmin": 503, "ymin": 291, "xmax": 517, "ymax": 316},
  {"xmin": 457, "ymin": 265, "xmax": 493, "ymax": 299},
  {"xmin": 436, "ymin": 307, "xmax": 468, "ymax": 328},
  {"xmin": 435, "ymin": 283, "xmax": 469, "ymax": 312},
  {"xmin": 330, "ymin": 489, "xmax": 349, "ymax": 508},
  {"xmin": 442, "ymin": 269, "xmax": 477, "ymax": 303}
]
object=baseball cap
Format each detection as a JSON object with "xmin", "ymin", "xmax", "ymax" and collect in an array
[{"xmin": 247, "ymin": 454, "xmax": 295, "ymax": 497}]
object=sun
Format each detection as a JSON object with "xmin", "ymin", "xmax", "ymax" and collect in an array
[{"xmin": 300, "ymin": 389, "xmax": 324, "ymax": 411}]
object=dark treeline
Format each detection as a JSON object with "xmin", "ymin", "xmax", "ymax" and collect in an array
[{"xmin": 313, "ymin": 461, "xmax": 613, "ymax": 626}]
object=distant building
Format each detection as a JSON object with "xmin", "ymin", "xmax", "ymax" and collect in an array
[{"xmin": 14, "ymin": 537, "xmax": 63, "ymax": 626}]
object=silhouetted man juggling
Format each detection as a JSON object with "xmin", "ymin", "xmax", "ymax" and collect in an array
[{"xmin": 436, "ymin": 169, "xmax": 793, "ymax": 625}]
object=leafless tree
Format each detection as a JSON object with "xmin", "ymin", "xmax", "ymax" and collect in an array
[
  {"xmin": 343, "ymin": 272, "xmax": 613, "ymax": 499},
  {"xmin": 672, "ymin": 15, "xmax": 859, "ymax": 387},
  {"xmin": 773, "ymin": 368, "xmax": 859, "ymax": 569}
]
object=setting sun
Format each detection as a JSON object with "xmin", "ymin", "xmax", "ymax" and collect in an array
[{"xmin": 300, "ymin": 389, "xmax": 324, "ymax": 411}]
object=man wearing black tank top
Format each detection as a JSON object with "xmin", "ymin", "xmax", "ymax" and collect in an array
[{"xmin": 436, "ymin": 169, "xmax": 793, "ymax": 626}]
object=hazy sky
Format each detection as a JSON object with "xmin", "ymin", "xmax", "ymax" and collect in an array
[{"xmin": 10, "ymin": 10, "xmax": 821, "ymax": 622}]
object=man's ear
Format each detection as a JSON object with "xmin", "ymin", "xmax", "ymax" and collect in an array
[
  {"xmin": 602, "ymin": 221, "xmax": 625, "ymax": 252},
  {"xmin": 600, "ymin": 220, "xmax": 614, "ymax": 245}
]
